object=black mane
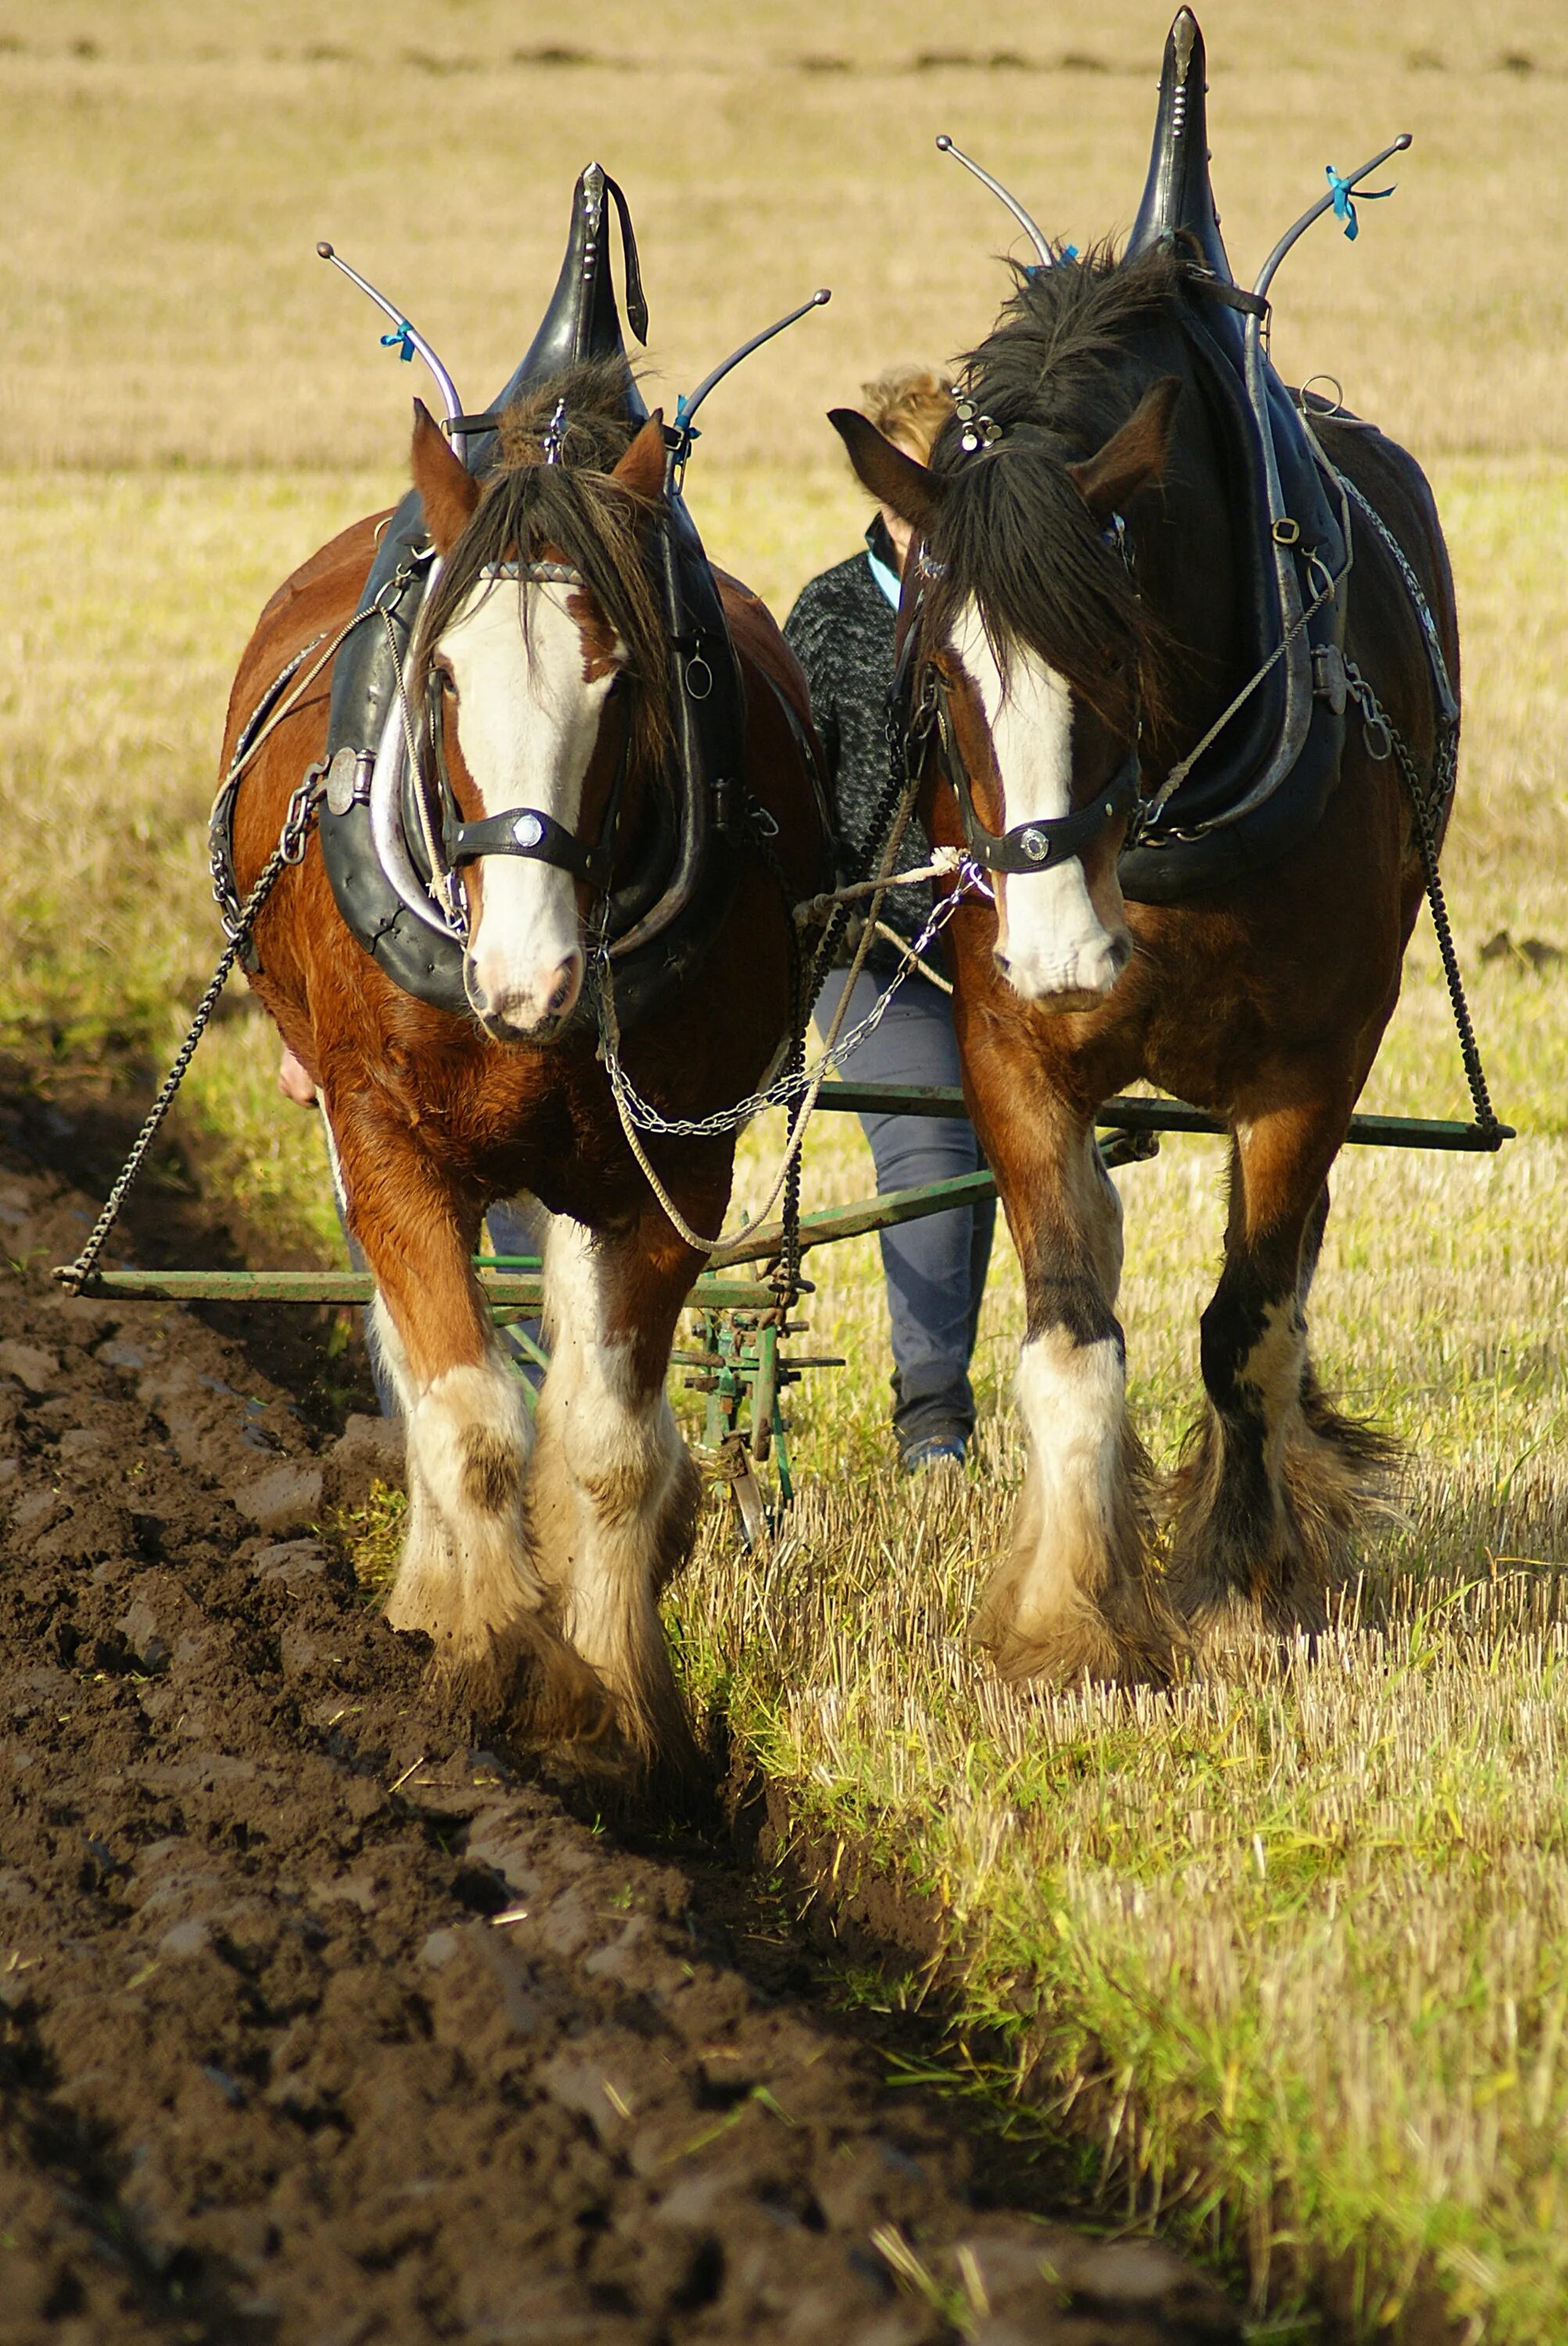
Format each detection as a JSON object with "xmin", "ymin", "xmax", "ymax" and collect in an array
[
  {"xmin": 418, "ymin": 357, "xmax": 672, "ymax": 769},
  {"xmin": 922, "ymin": 244, "xmax": 1182, "ymax": 723}
]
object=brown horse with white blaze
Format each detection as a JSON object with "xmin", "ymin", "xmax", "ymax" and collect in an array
[
  {"xmin": 224, "ymin": 374, "xmax": 827, "ymax": 1785},
  {"xmin": 834, "ymin": 242, "xmax": 1457, "ymax": 1682}
]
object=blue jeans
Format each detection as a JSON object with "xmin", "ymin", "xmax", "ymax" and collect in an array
[{"xmin": 814, "ymin": 967, "xmax": 995, "ymax": 1456}]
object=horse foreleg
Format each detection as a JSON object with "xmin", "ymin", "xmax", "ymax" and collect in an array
[
  {"xmin": 334, "ymin": 1114, "xmax": 609, "ymax": 1741},
  {"xmin": 529, "ymin": 1210, "xmax": 704, "ymax": 1787},
  {"xmin": 1167, "ymin": 1097, "xmax": 1393, "ymax": 1645},
  {"xmin": 973, "ymin": 1103, "xmax": 1179, "ymax": 1686}
]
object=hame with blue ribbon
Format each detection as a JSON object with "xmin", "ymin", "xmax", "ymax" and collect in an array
[
  {"xmin": 1326, "ymin": 162, "xmax": 1397, "ymax": 242},
  {"xmin": 381, "ymin": 320, "xmax": 417, "ymax": 361}
]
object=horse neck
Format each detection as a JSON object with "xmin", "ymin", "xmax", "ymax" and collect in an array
[{"xmin": 1125, "ymin": 322, "xmax": 1249, "ymax": 758}]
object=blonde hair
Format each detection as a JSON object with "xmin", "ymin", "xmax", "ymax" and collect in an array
[{"xmin": 858, "ymin": 365, "xmax": 955, "ymax": 465}]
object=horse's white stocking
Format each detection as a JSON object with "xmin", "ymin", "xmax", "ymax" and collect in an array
[
  {"xmin": 365, "ymin": 1293, "xmax": 450, "ymax": 1631},
  {"xmin": 974, "ymin": 1126, "xmax": 1175, "ymax": 1683},
  {"xmin": 1006, "ymin": 1324, "xmax": 1130, "ymax": 1650},
  {"xmin": 531, "ymin": 1217, "xmax": 698, "ymax": 1770},
  {"xmin": 368, "ymin": 1286, "xmax": 566, "ymax": 1695}
]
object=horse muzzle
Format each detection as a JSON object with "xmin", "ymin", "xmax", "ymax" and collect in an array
[
  {"xmin": 994, "ymin": 924, "xmax": 1132, "ymax": 1011},
  {"xmin": 465, "ymin": 946, "xmax": 585, "ymax": 1042}
]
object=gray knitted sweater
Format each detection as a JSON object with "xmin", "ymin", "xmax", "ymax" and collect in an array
[{"xmin": 782, "ymin": 521, "xmax": 932, "ymax": 970}]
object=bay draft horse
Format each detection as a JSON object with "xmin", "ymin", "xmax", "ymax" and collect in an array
[
  {"xmin": 226, "ymin": 369, "xmax": 826, "ymax": 1785},
  {"xmin": 835, "ymin": 247, "xmax": 1457, "ymax": 1680}
]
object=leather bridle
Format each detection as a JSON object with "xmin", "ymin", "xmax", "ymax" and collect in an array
[
  {"xmin": 929, "ymin": 667, "xmax": 1142, "ymax": 874},
  {"xmin": 418, "ymin": 559, "xmax": 637, "ymax": 908},
  {"xmin": 893, "ymin": 612, "xmax": 1143, "ymax": 880}
]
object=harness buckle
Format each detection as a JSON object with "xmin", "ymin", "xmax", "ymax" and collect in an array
[
  {"xmin": 1271, "ymin": 516, "xmax": 1302, "ymax": 548},
  {"xmin": 325, "ymin": 745, "xmax": 373, "ymax": 816}
]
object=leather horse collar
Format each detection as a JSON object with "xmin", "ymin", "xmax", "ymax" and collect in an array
[
  {"xmin": 312, "ymin": 163, "xmax": 751, "ymax": 1034},
  {"xmin": 909, "ymin": 8, "xmax": 1355, "ymax": 908}
]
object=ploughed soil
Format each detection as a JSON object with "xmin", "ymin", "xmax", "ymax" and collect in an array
[{"xmin": 0, "ymin": 1077, "xmax": 1240, "ymax": 2346}]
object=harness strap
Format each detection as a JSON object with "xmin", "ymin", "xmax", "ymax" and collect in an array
[
  {"xmin": 443, "ymin": 803, "xmax": 613, "ymax": 888},
  {"xmin": 932, "ymin": 679, "xmax": 1142, "ymax": 873}
]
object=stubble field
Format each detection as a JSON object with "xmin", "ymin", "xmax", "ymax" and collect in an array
[{"xmin": 3, "ymin": 5, "xmax": 1568, "ymax": 2341}]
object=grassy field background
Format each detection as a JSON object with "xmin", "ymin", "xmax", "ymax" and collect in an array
[{"xmin": 4, "ymin": 6, "xmax": 1568, "ymax": 2341}]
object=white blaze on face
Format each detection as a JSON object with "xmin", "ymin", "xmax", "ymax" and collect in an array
[
  {"xmin": 950, "ymin": 599, "xmax": 1129, "ymax": 1010},
  {"xmin": 438, "ymin": 578, "xmax": 619, "ymax": 1035}
]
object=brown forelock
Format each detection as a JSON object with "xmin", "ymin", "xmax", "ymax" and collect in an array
[
  {"xmin": 920, "ymin": 241, "xmax": 1182, "ymax": 730},
  {"xmin": 416, "ymin": 357, "xmax": 673, "ymax": 779}
]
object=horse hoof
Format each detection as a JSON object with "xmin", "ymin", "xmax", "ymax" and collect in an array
[
  {"xmin": 502, "ymin": 1616, "xmax": 618, "ymax": 1749},
  {"xmin": 974, "ymin": 1598, "xmax": 1182, "ymax": 1691}
]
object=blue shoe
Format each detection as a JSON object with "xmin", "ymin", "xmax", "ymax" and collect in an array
[{"xmin": 902, "ymin": 1434, "xmax": 967, "ymax": 1476}]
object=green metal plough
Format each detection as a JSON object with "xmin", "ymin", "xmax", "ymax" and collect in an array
[{"xmin": 76, "ymin": 1081, "xmax": 1510, "ymax": 1542}]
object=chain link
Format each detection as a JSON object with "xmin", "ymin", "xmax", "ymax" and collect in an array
[
  {"xmin": 1341, "ymin": 655, "xmax": 1498, "ymax": 1139},
  {"xmin": 55, "ymin": 777, "xmax": 328, "ymax": 1293},
  {"xmin": 1339, "ymin": 474, "xmax": 1457, "ymax": 716},
  {"xmin": 597, "ymin": 881, "xmax": 968, "ymax": 1143}
]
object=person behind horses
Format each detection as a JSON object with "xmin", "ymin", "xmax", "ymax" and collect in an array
[{"xmin": 784, "ymin": 368, "xmax": 995, "ymax": 1474}]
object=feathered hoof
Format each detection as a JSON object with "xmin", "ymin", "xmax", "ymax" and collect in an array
[
  {"xmin": 973, "ymin": 1585, "xmax": 1183, "ymax": 1691},
  {"xmin": 419, "ymin": 1610, "xmax": 615, "ymax": 1752},
  {"xmin": 504, "ymin": 1616, "xmax": 711, "ymax": 1816},
  {"xmin": 1175, "ymin": 1587, "xmax": 1326, "ymax": 1675}
]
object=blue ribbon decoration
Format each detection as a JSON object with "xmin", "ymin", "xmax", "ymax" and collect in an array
[
  {"xmin": 668, "ymin": 395, "xmax": 703, "ymax": 465},
  {"xmin": 1326, "ymin": 165, "xmax": 1396, "ymax": 242},
  {"xmin": 380, "ymin": 321, "xmax": 416, "ymax": 362},
  {"xmin": 1023, "ymin": 242, "xmax": 1078, "ymax": 283}
]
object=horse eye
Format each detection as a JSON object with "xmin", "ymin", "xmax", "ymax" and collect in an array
[{"xmin": 435, "ymin": 662, "xmax": 457, "ymax": 698}]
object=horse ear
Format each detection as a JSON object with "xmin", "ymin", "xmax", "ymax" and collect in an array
[
  {"xmin": 1067, "ymin": 375, "xmax": 1182, "ymax": 524},
  {"xmin": 611, "ymin": 413, "xmax": 669, "ymax": 507},
  {"xmin": 829, "ymin": 409, "xmax": 946, "ymax": 535},
  {"xmin": 411, "ymin": 399, "xmax": 481, "ymax": 553}
]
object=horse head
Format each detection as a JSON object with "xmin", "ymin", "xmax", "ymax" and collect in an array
[
  {"xmin": 831, "ymin": 363, "xmax": 1179, "ymax": 1013},
  {"xmin": 410, "ymin": 386, "xmax": 671, "ymax": 1042}
]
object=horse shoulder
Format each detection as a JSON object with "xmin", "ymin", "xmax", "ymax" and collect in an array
[{"xmin": 714, "ymin": 572, "xmax": 800, "ymax": 706}]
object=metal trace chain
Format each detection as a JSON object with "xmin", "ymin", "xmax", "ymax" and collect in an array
[
  {"xmin": 1340, "ymin": 656, "xmax": 1497, "ymax": 1137},
  {"xmin": 594, "ymin": 773, "xmax": 936, "ymax": 1252},
  {"xmin": 601, "ymin": 871, "xmax": 971, "ymax": 1144},
  {"xmin": 57, "ymin": 565, "xmax": 436, "ymax": 1291},
  {"xmin": 1339, "ymin": 472, "xmax": 1456, "ymax": 710}
]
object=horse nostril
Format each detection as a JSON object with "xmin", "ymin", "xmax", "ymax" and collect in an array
[{"xmin": 544, "ymin": 965, "xmax": 578, "ymax": 1016}]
